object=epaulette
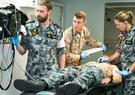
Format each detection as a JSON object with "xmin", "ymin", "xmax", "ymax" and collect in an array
[{"xmin": 53, "ymin": 23, "xmax": 62, "ymax": 29}]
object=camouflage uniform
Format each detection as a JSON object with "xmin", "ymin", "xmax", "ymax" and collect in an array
[
  {"xmin": 64, "ymin": 26, "xmax": 102, "ymax": 67},
  {"xmin": 20, "ymin": 20, "xmax": 65, "ymax": 79},
  {"xmin": 118, "ymin": 26, "xmax": 135, "ymax": 95},
  {"xmin": 42, "ymin": 64, "xmax": 103, "ymax": 89}
]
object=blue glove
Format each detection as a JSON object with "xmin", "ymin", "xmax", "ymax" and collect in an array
[
  {"xmin": 10, "ymin": 36, "xmax": 19, "ymax": 46},
  {"xmin": 98, "ymin": 57, "xmax": 109, "ymax": 63},
  {"xmin": 101, "ymin": 44, "xmax": 107, "ymax": 51},
  {"xmin": 115, "ymin": 70, "xmax": 131, "ymax": 76},
  {"xmin": 81, "ymin": 51, "xmax": 90, "ymax": 59}
]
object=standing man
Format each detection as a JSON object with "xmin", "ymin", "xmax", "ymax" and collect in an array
[
  {"xmin": 10, "ymin": 0, "xmax": 65, "ymax": 92},
  {"xmin": 64, "ymin": 11, "xmax": 106, "ymax": 67}
]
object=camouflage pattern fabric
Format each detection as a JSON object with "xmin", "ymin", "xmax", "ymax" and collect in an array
[
  {"xmin": 118, "ymin": 26, "xmax": 135, "ymax": 95},
  {"xmin": 41, "ymin": 65, "xmax": 103, "ymax": 90},
  {"xmin": 20, "ymin": 20, "xmax": 65, "ymax": 79},
  {"xmin": 64, "ymin": 26, "xmax": 102, "ymax": 67}
]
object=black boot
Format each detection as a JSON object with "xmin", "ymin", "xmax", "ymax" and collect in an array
[
  {"xmin": 14, "ymin": 79, "xmax": 47, "ymax": 93},
  {"xmin": 56, "ymin": 82, "xmax": 83, "ymax": 95}
]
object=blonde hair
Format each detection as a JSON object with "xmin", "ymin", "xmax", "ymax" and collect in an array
[
  {"xmin": 114, "ymin": 11, "xmax": 135, "ymax": 25},
  {"xmin": 74, "ymin": 11, "xmax": 86, "ymax": 21},
  {"xmin": 37, "ymin": 0, "xmax": 52, "ymax": 11}
]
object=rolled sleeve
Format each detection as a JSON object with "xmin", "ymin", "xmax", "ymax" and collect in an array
[{"xmin": 57, "ymin": 33, "xmax": 65, "ymax": 55}]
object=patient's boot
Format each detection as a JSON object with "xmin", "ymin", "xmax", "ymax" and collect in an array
[
  {"xmin": 14, "ymin": 79, "xmax": 48, "ymax": 93},
  {"xmin": 56, "ymin": 82, "xmax": 83, "ymax": 95}
]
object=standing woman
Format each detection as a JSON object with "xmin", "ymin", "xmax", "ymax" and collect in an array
[
  {"xmin": 98, "ymin": 11, "xmax": 135, "ymax": 95},
  {"xmin": 114, "ymin": 11, "xmax": 135, "ymax": 95}
]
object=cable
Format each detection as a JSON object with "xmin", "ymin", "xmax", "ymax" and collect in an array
[
  {"xmin": 107, "ymin": 31, "xmax": 125, "ymax": 62},
  {"xmin": 0, "ymin": 44, "xmax": 14, "ymax": 90},
  {"xmin": 0, "ymin": 43, "xmax": 5, "ymax": 83},
  {"xmin": 0, "ymin": 44, "xmax": 12, "ymax": 71},
  {"xmin": 13, "ymin": 57, "xmax": 35, "ymax": 80}
]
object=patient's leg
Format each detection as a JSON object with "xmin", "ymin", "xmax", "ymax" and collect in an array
[{"xmin": 41, "ymin": 67, "xmax": 79, "ymax": 89}]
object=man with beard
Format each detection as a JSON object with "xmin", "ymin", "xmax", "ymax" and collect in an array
[{"xmin": 10, "ymin": 0, "xmax": 65, "ymax": 94}]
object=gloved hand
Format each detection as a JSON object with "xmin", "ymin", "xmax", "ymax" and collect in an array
[
  {"xmin": 98, "ymin": 57, "xmax": 109, "ymax": 63},
  {"xmin": 115, "ymin": 70, "xmax": 131, "ymax": 76},
  {"xmin": 10, "ymin": 36, "xmax": 19, "ymax": 46},
  {"xmin": 101, "ymin": 44, "xmax": 107, "ymax": 51},
  {"xmin": 81, "ymin": 51, "xmax": 90, "ymax": 59}
]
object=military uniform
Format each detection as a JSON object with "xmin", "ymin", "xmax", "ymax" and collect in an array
[
  {"xmin": 20, "ymin": 20, "xmax": 65, "ymax": 79},
  {"xmin": 64, "ymin": 26, "xmax": 102, "ymax": 67},
  {"xmin": 118, "ymin": 26, "xmax": 135, "ymax": 95},
  {"xmin": 42, "ymin": 62, "xmax": 121, "ymax": 90}
]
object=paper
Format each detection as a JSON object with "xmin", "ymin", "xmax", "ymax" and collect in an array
[{"xmin": 83, "ymin": 47, "xmax": 103, "ymax": 54}]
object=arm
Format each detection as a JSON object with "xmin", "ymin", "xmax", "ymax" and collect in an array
[
  {"xmin": 129, "ymin": 61, "xmax": 135, "ymax": 73},
  {"xmin": 106, "ymin": 51, "xmax": 120, "ymax": 63},
  {"xmin": 111, "ymin": 65, "xmax": 122, "ymax": 83},
  {"xmin": 57, "ymin": 32, "xmax": 66, "ymax": 69},
  {"xmin": 10, "ymin": 36, "xmax": 27, "ymax": 55},
  {"xmin": 101, "ymin": 77, "xmax": 112, "ymax": 84},
  {"xmin": 58, "ymin": 53, "xmax": 65, "ymax": 69},
  {"xmin": 98, "ymin": 51, "xmax": 120, "ymax": 63},
  {"xmin": 16, "ymin": 44, "xmax": 27, "ymax": 55}
]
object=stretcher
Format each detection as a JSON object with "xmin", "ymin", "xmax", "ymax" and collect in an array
[
  {"xmin": 80, "ymin": 83, "xmax": 122, "ymax": 95},
  {"xmin": 20, "ymin": 83, "xmax": 121, "ymax": 95}
]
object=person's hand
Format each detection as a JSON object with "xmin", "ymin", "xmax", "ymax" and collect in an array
[
  {"xmin": 81, "ymin": 51, "xmax": 90, "ymax": 59},
  {"xmin": 98, "ymin": 57, "xmax": 109, "ymax": 63},
  {"xmin": 10, "ymin": 36, "xmax": 19, "ymax": 46},
  {"xmin": 115, "ymin": 70, "xmax": 131, "ymax": 76},
  {"xmin": 101, "ymin": 44, "xmax": 107, "ymax": 51},
  {"xmin": 101, "ymin": 78, "xmax": 111, "ymax": 84}
]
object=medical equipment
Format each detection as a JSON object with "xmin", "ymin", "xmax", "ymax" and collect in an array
[{"xmin": 0, "ymin": 4, "xmax": 28, "ymax": 40}]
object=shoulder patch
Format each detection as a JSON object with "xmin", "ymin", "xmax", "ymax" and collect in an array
[
  {"xmin": 53, "ymin": 23, "xmax": 62, "ymax": 29},
  {"xmin": 31, "ymin": 28, "xmax": 38, "ymax": 36}
]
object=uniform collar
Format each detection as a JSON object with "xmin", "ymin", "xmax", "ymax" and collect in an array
[
  {"xmin": 125, "ymin": 25, "xmax": 135, "ymax": 36},
  {"xmin": 72, "ymin": 26, "xmax": 84, "ymax": 37}
]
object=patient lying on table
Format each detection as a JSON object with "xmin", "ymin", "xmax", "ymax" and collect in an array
[{"xmin": 14, "ymin": 62, "xmax": 122, "ymax": 95}]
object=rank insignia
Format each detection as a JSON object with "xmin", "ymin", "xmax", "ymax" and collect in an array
[
  {"xmin": 125, "ymin": 40, "xmax": 132, "ymax": 45},
  {"xmin": 47, "ymin": 34, "xmax": 56, "ymax": 39}
]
